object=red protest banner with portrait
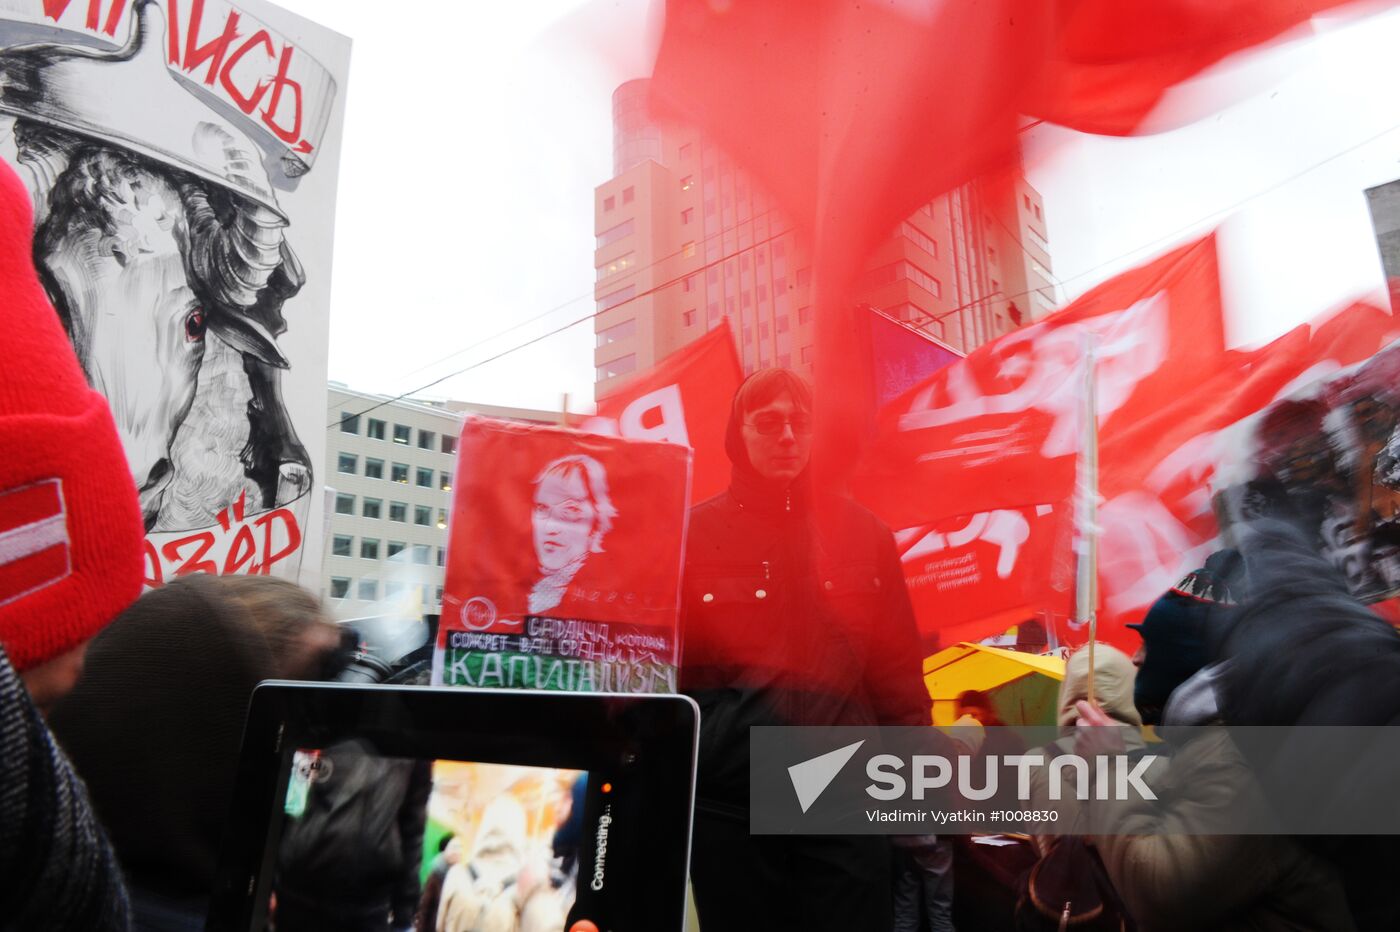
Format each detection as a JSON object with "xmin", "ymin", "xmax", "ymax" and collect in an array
[{"xmin": 433, "ymin": 416, "xmax": 692, "ymax": 694}]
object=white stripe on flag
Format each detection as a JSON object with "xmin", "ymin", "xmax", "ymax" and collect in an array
[{"xmin": 0, "ymin": 514, "xmax": 68, "ymax": 566}]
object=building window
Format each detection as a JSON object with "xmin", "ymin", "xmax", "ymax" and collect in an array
[
  {"xmin": 742, "ymin": 292, "xmax": 752, "ymax": 309},
  {"xmin": 338, "ymin": 413, "xmax": 359, "ymax": 434},
  {"xmin": 1024, "ymin": 194, "xmax": 1031, "ymax": 210},
  {"xmin": 385, "ymin": 581, "xmax": 404, "ymax": 598},
  {"xmin": 337, "ymin": 453, "xmax": 357, "ymax": 474},
  {"xmin": 418, "ymin": 430, "xmax": 435, "ymax": 450},
  {"xmin": 773, "ymin": 276, "xmax": 787, "ymax": 294},
  {"xmin": 597, "ymin": 285, "xmax": 636, "ymax": 313},
  {"xmin": 680, "ymin": 175, "xmax": 694, "ymax": 191},
  {"xmin": 742, "ymin": 327, "xmax": 752, "ymax": 345},
  {"xmin": 759, "ymin": 321, "xmax": 770, "ymax": 339},
  {"xmin": 801, "ymin": 345, "xmax": 814, "ymax": 364},
  {"xmin": 388, "ymin": 541, "xmax": 406, "ymax": 558},
  {"xmin": 329, "ymin": 577, "xmax": 350, "ymax": 599},
  {"xmin": 392, "ymin": 424, "xmax": 410, "ymax": 444},
  {"xmin": 726, "ymin": 297, "xmax": 736, "ymax": 315},
  {"xmin": 416, "ymin": 467, "xmax": 434, "ymax": 488},
  {"xmin": 334, "ymin": 493, "xmax": 354, "ymax": 516},
  {"xmin": 757, "ymin": 285, "xmax": 768, "ymax": 302},
  {"xmin": 412, "ymin": 544, "xmax": 431, "ymax": 565},
  {"xmin": 596, "ymin": 355, "xmax": 638, "ymax": 381},
  {"xmin": 332, "ymin": 534, "xmax": 352, "ymax": 557},
  {"xmin": 798, "ymin": 305, "xmax": 813, "ymax": 325},
  {"xmin": 392, "ymin": 462, "xmax": 409, "ymax": 483},
  {"xmin": 707, "ymin": 267, "xmax": 718, "ymax": 285},
  {"xmin": 901, "ymin": 221, "xmax": 939, "ymax": 258},
  {"xmin": 796, "ymin": 267, "xmax": 811, "ymax": 286},
  {"xmin": 682, "ymin": 275, "xmax": 696, "ymax": 293},
  {"xmin": 596, "ymin": 318, "xmax": 637, "ymax": 347},
  {"xmin": 622, "ymin": 186, "xmax": 634, "ymax": 204},
  {"xmin": 596, "ymin": 219, "xmax": 634, "ymax": 249},
  {"xmin": 1034, "ymin": 204, "xmax": 1042, "ymax": 220},
  {"xmin": 414, "ymin": 505, "xmax": 432, "ymax": 526},
  {"xmin": 390, "ymin": 501, "xmax": 408, "ymax": 522},
  {"xmin": 681, "ymin": 241, "xmax": 696, "ymax": 259},
  {"xmin": 436, "ymin": 509, "xmax": 448, "ymax": 529},
  {"xmin": 603, "ymin": 195, "xmax": 615, "ymax": 211},
  {"xmin": 596, "ymin": 252, "xmax": 634, "ymax": 281},
  {"xmin": 363, "ymin": 498, "xmax": 382, "ymax": 519},
  {"xmin": 440, "ymin": 472, "xmax": 453, "ymax": 491},
  {"xmin": 683, "ymin": 309, "xmax": 696, "ymax": 327},
  {"xmin": 357, "ymin": 579, "xmax": 378, "ymax": 601},
  {"xmin": 437, "ymin": 547, "xmax": 446, "ymax": 568},
  {"xmin": 364, "ymin": 458, "xmax": 384, "ymax": 480},
  {"xmin": 441, "ymin": 435, "xmax": 457, "ymax": 455},
  {"xmin": 708, "ymin": 303, "xmax": 720, "ymax": 322},
  {"xmin": 367, "ymin": 418, "xmax": 386, "ymax": 440},
  {"xmin": 435, "ymin": 586, "xmax": 444, "ymax": 603},
  {"xmin": 361, "ymin": 538, "xmax": 380, "ymax": 560},
  {"xmin": 777, "ymin": 314, "xmax": 790, "ymax": 333}
]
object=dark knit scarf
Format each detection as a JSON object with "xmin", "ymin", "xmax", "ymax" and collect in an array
[{"xmin": 0, "ymin": 644, "xmax": 131, "ymax": 931}]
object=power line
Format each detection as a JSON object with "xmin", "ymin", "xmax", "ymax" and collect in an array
[
  {"xmin": 331, "ymin": 116, "xmax": 1400, "ymax": 428},
  {"xmin": 327, "ymin": 224, "xmax": 797, "ymax": 429},
  {"xmin": 367, "ymin": 203, "xmax": 788, "ymax": 395}
]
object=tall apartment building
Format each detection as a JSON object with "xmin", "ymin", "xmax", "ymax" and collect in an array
[
  {"xmin": 323, "ymin": 385, "xmax": 559, "ymax": 619},
  {"xmin": 593, "ymin": 78, "xmax": 1056, "ymax": 399}
]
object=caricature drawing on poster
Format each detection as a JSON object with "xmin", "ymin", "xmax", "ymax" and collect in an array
[
  {"xmin": 0, "ymin": 0, "xmax": 350, "ymax": 586},
  {"xmin": 434, "ymin": 417, "xmax": 692, "ymax": 694}
]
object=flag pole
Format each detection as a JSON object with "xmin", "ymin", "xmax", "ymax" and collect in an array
[{"xmin": 1075, "ymin": 334, "xmax": 1100, "ymax": 706}]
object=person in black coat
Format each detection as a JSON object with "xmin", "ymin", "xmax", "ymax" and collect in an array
[
  {"xmin": 1212, "ymin": 517, "xmax": 1400, "ymax": 931},
  {"xmin": 680, "ymin": 368, "xmax": 932, "ymax": 932}
]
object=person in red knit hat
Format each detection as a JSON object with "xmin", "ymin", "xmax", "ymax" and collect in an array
[{"xmin": 0, "ymin": 152, "xmax": 144, "ymax": 928}]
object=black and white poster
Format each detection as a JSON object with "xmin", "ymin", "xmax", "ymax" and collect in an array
[{"xmin": 0, "ymin": 0, "xmax": 350, "ymax": 586}]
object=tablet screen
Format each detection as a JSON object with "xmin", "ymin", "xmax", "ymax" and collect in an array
[
  {"xmin": 209, "ymin": 685, "xmax": 695, "ymax": 932},
  {"xmin": 272, "ymin": 746, "xmax": 597, "ymax": 931}
]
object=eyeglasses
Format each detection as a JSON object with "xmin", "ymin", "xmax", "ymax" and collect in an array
[{"xmin": 747, "ymin": 413, "xmax": 814, "ymax": 437}]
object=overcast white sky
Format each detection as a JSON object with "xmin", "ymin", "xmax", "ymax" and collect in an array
[{"xmin": 285, "ymin": 0, "xmax": 1400, "ymax": 415}]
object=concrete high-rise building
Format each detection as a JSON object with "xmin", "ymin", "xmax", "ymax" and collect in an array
[
  {"xmin": 592, "ymin": 78, "xmax": 1056, "ymax": 399},
  {"xmin": 323, "ymin": 385, "xmax": 559, "ymax": 619}
]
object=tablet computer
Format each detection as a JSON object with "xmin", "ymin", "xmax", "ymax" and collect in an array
[{"xmin": 206, "ymin": 684, "xmax": 698, "ymax": 932}]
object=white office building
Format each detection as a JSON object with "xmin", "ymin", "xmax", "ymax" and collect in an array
[{"xmin": 323, "ymin": 384, "xmax": 559, "ymax": 619}]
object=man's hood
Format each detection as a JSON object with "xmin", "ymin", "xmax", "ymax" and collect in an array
[{"xmin": 1058, "ymin": 642, "xmax": 1142, "ymax": 731}]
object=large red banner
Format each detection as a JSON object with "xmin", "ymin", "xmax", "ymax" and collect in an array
[
  {"xmin": 856, "ymin": 235, "xmax": 1399, "ymax": 652},
  {"xmin": 582, "ymin": 320, "xmax": 743, "ymax": 505},
  {"xmin": 434, "ymin": 417, "xmax": 692, "ymax": 693}
]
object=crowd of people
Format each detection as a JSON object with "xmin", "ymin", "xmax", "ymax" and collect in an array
[{"xmin": 4, "ymin": 134, "xmax": 1400, "ymax": 932}]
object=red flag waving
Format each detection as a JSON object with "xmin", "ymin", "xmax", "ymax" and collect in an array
[
  {"xmin": 857, "ymin": 236, "xmax": 1228, "ymax": 530},
  {"xmin": 583, "ymin": 320, "xmax": 743, "ymax": 505}
]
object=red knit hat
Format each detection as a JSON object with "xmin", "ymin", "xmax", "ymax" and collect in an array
[{"xmin": 0, "ymin": 159, "xmax": 145, "ymax": 671}]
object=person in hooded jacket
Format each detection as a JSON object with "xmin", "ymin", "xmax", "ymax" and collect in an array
[
  {"xmin": 679, "ymin": 368, "xmax": 932, "ymax": 932},
  {"xmin": 1212, "ymin": 517, "xmax": 1400, "ymax": 931},
  {"xmin": 1076, "ymin": 560, "xmax": 1355, "ymax": 932}
]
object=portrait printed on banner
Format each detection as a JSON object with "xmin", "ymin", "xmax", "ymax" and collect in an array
[{"xmin": 436, "ymin": 417, "xmax": 692, "ymax": 692}]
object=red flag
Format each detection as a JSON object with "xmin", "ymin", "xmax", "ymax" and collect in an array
[
  {"xmin": 1033, "ymin": 0, "xmax": 1373, "ymax": 135},
  {"xmin": 435, "ymin": 417, "xmax": 692, "ymax": 693},
  {"xmin": 583, "ymin": 320, "xmax": 743, "ymax": 505},
  {"xmin": 857, "ymin": 236, "xmax": 1228, "ymax": 530}
]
